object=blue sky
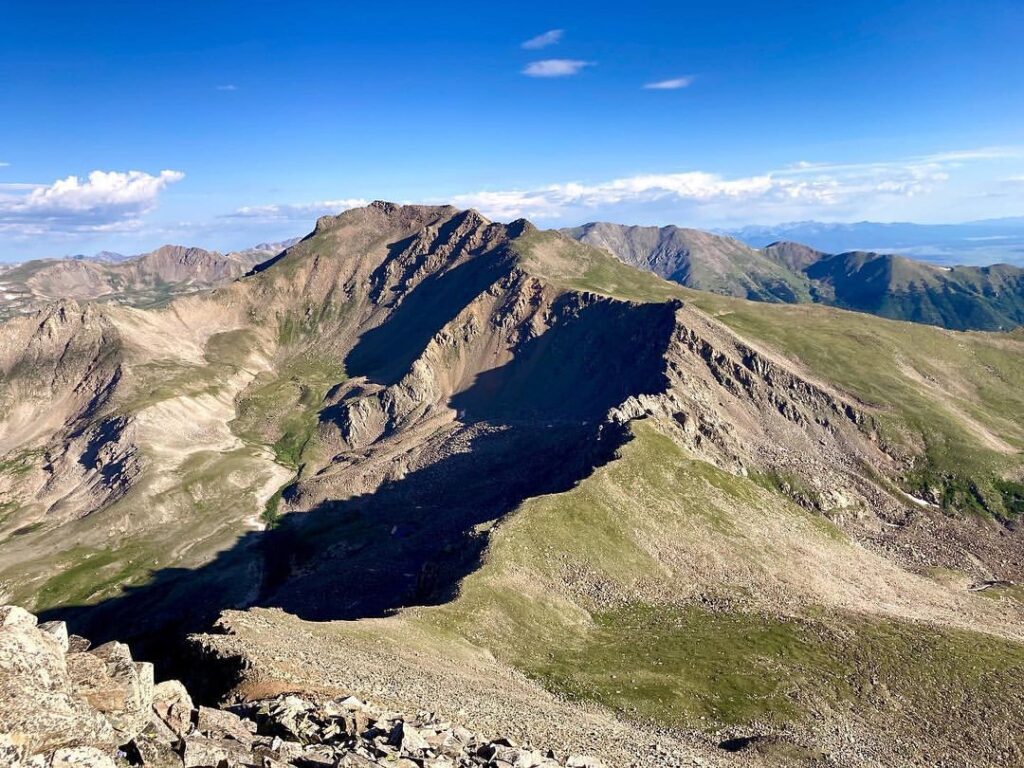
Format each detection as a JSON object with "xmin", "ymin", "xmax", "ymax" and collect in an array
[{"xmin": 2, "ymin": 0, "xmax": 1023, "ymax": 259}]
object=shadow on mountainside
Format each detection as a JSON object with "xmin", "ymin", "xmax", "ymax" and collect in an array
[
  {"xmin": 40, "ymin": 285, "xmax": 678, "ymax": 690},
  {"xmin": 344, "ymin": 235, "xmax": 515, "ymax": 387}
]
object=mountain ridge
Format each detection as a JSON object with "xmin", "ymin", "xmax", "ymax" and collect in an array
[
  {"xmin": 567, "ymin": 221, "xmax": 1024, "ymax": 330},
  {"xmin": 0, "ymin": 240, "xmax": 291, "ymax": 320},
  {"xmin": 727, "ymin": 217, "xmax": 1024, "ymax": 266},
  {"xmin": 1, "ymin": 202, "xmax": 1023, "ymax": 766}
]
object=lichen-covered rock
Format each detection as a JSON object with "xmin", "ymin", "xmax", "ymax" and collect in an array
[
  {"xmin": 130, "ymin": 721, "xmax": 186, "ymax": 768},
  {"xmin": 0, "ymin": 606, "xmax": 38, "ymax": 629},
  {"xmin": 194, "ymin": 705, "xmax": 254, "ymax": 747},
  {"xmin": 65, "ymin": 642, "xmax": 153, "ymax": 743},
  {"xmin": 36, "ymin": 622, "xmax": 70, "ymax": 654},
  {"xmin": 47, "ymin": 746, "xmax": 118, "ymax": 768},
  {"xmin": 82, "ymin": 642, "xmax": 155, "ymax": 739},
  {"xmin": 181, "ymin": 733, "xmax": 253, "ymax": 768},
  {"xmin": 151, "ymin": 680, "xmax": 194, "ymax": 740},
  {"xmin": 0, "ymin": 610, "xmax": 116, "ymax": 756},
  {"xmin": 1, "ymin": 606, "xmax": 608, "ymax": 768},
  {"xmin": 0, "ymin": 606, "xmax": 190, "ymax": 767}
]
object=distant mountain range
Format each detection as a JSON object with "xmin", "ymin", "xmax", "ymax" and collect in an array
[
  {"xmin": 567, "ymin": 223, "xmax": 1024, "ymax": 331},
  {"xmin": 565, "ymin": 222, "xmax": 814, "ymax": 303},
  {"xmin": 61, "ymin": 237, "xmax": 302, "ymax": 265},
  {"xmin": 5, "ymin": 222, "xmax": 1023, "ymax": 331},
  {"xmin": 0, "ymin": 239, "xmax": 298, "ymax": 319},
  {"xmin": 725, "ymin": 217, "xmax": 1024, "ymax": 266}
]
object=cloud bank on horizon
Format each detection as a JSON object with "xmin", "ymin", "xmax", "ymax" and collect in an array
[
  {"xmin": 1, "ymin": 146, "xmax": 1022, "ymax": 258},
  {"xmin": 0, "ymin": 170, "xmax": 184, "ymax": 237},
  {"xmin": 223, "ymin": 199, "xmax": 370, "ymax": 221},
  {"xmin": 450, "ymin": 146, "xmax": 1024, "ymax": 223}
]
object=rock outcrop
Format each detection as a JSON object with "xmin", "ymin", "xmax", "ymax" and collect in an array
[{"xmin": 0, "ymin": 606, "xmax": 606, "ymax": 768}]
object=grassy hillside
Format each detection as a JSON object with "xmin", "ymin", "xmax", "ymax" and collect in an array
[
  {"xmin": 565, "ymin": 223, "xmax": 1024, "ymax": 331},
  {"xmin": 685, "ymin": 292, "xmax": 1024, "ymax": 514},
  {"xmin": 389, "ymin": 421, "xmax": 1024, "ymax": 761},
  {"xmin": 516, "ymin": 230, "xmax": 1024, "ymax": 518},
  {"xmin": 804, "ymin": 252, "xmax": 1024, "ymax": 331}
]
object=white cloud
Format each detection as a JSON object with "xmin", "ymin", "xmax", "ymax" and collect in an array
[
  {"xmin": 522, "ymin": 59, "xmax": 593, "ymax": 77},
  {"xmin": 452, "ymin": 173, "xmax": 782, "ymax": 220},
  {"xmin": 643, "ymin": 76, "xmax": 695, "ymax": 90},
  {"xmin": 237, "ymin": 148, "xmax": 1012, "ymax": 228},
  {"xmin": 919, "ymin": 147, "xmax": 1024, "ymax": 163},
  {"xmin": 778, "ymin": 147, "xmax": 1024, "ymax": 177},
  {"xmin": 448, "ymin": 150, "xmax": 990, "ymax": 223},
  {"xmin": 0, "ymin": 169, "xmax": 184, "ymax": 234},
  {"xmin": 216, "ymin": 84, "xmax": 238, "ymax": 91},
  {"xmin": 521, "ymin": 29, "xmax": 563, "ymax": 49},
  {"xmin": 223, "ymin": 198, "xmax": 369, "ymax": 221}
]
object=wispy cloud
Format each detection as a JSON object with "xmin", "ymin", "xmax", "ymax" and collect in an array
[
  {"xmin": 217, "ymin": 146, "xmax": 1021, "ymax": 231},
  {"xmin": 643, "ymin": 76, "xmax": 695, "ymax": 90},
  {"xmin": 223, "ymin": 199, "xmax": 368, "ymax": 221},
  {"xmin": 780, "ymin": 147, "xmax": 1024, "ymax": 176},
  {"xmin": 0, "ymin": 169, "xmax": 184, "ymax": 235},
  {"xmin": 216, "ymin": 84, "xmax": 238, "ymax": 91},
  {"xmin": 449, "ymin": 148, "xmax": 1016, "ymax": 222},
  {"xmin": 920, "ymin": 147, "xmax": 1023, "ymax": 163},
  {"xmin": 0, "ymin": 161, "xmax": 8, "ymax": 168},
  {"xmin": 523, "ymin": 59, "xmax": 593, "ymax": 78},
  {"xmin": 521, "ymin": 29, "xmax": 563, "ymax": 50}
]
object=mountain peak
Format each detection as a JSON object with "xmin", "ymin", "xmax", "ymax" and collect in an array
[{"xmin": 762, "ymin": 240, "xmax": 827, "ymax": 271}]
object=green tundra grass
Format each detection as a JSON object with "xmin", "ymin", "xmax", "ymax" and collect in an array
[
  {"xmin": 516, "ymin": 229, "xmax": 1024, "ymax": 518},
  {"xmin": 405, "ymin": 420, "xmax": 1024, "ymax": 756}
]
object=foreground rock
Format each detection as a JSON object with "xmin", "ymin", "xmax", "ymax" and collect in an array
[{"xmin": 0, "ymin": 606, "xmax": 604, "ymax": 767}]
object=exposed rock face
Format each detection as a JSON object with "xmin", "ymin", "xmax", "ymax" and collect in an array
[
  {"xmin": 0, "ymin": 300, "xmax": 139, "ymax": 532},
  {"xmin": 0, "ymin": 606, "xmax": 118, "ymax": 758},
  {"xmin": 66, "ymin": 642, "xmax": 154, "ymax": 742},
  {"xmin": 0, "ymin": 606, "xmax": 607, "ymax": 768},
  {"xmin": 1, "ymin": 202, "xmax": 1022, "ymax": 767}
]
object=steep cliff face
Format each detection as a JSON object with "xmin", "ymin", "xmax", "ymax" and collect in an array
[{"xmin": 0, "ymin": 203, "xmax": 888, "ymax": 634}]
